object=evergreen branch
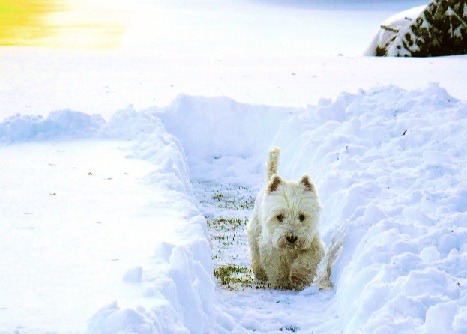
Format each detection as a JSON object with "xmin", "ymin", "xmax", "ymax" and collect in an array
[{"xmin": 381, "ymin": 25, "xmax": 399, "ymax": 33}]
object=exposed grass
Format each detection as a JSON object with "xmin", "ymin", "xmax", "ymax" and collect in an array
[
  {"xmin": 214, "ymin": 264, "xmax": 254, "ymax": 290},
  {"xmin": 193, "ymin": 181, "xmax": 263, "ymax": 290},
  {"xmin": 213, "ymin": 264, "xmax": 269, "ymax": 290},
  {"xmin": 210, "ymin": 186, "xmax": 255, "ymax": 210},
  {"xmin": 208, "ymin": 217, "xmax": 247, "ymax": 230},
  {"xmin": 208, "ymin": 216, "xmax": 248, "ymax": 251}
]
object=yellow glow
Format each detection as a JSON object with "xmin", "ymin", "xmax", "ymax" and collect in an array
[
  {"xmin": 0, "ymin": 0, "xmax": 128, "ymax": 50},
  {"xmin": 0, "ymin": 0, "xmax": 59, "ymax": 45}
]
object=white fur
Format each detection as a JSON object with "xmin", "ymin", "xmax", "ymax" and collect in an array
[{"xmin": 247, "ymin": 148, "xmax": 324, "ymax": 290}]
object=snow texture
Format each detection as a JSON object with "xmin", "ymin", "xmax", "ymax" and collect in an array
[
  {"xmin": 270, "ymin": 83, "xmax": 466, "ymax": 333},
  {"xmin": 85, "ymin": 112, "xmax": 214, "ymax": 334},
  {"xmin": 1, "ymin": 83, "xmax": 466, "ymax": 333}
]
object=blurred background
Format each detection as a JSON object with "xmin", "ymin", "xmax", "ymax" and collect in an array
[{"xmin": 0, "ymin": 0, "xmax": 427, "ymax": 55}]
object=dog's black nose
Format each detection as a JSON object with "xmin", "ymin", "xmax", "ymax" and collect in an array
[{"xmin": 286, "ymin": 235, "xmax": 298, "ymax": 244}]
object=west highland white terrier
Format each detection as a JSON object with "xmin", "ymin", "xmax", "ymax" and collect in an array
[{"xmin": 247, "ymin": 148, "xmax": 325, "ymax": 290}]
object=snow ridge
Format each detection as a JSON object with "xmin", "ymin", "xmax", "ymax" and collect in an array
[
  {"xmin": 0, "ymin": 110, "xmax": 106, "ymax": 142},
  {"xmin": 79, "ymin": 108, "xmax": 215, "ymax": 333},
  {"xmin": 271, "ymin": 83, "xmax": 466, "ymax": 333},
  {"xmin": 144, "ymin": 84, "xmax": 466, "ymax": 333}
]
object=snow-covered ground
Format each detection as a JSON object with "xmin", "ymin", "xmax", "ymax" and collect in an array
[
  {"xmin": 2, "ymin": 85, "xmax": 466, "ymax": 333},
  {"xmin": 1, "ymin": 0, "xmax": 440, "ymax": 120},
  {"xmin": 1, "ymin": 0, "xmax": 466, "ymax": 333},
  {"xmin": 0, "ymin": 111, "xmax": 213, "ymax": 333}
]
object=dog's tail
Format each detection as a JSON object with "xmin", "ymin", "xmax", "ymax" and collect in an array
[{"xmin": 267, "ymin": 147, "xmax": 280, "ymax": 180}]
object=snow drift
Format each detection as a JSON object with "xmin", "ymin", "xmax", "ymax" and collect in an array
[
  {"xmin": 154, "ymin": 84, "xmax": 466, "ymax": 333},
  {"xmin": 269, "ymin": 83, "xmax": 467, "ymax": 333},
  {"xmin": 0, "ymin": 109, "xmax": 215, "ymax": 333},
  {"xmin": 1, "ymin": 83, "xmax": 465, "ymax": 333},
  {"xmin": 86, "ymin": 110, "xmax": 214, "ymax": 333},
  {"xmin": 153, "ymin": 95, "xmax": 294, "ymax": 185}
]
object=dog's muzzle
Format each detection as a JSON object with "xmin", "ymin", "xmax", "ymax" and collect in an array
[
  {"xmin": 282, "ymin": 233, "xmax": 309, "ymax": 250},
  {"xmin": 286, "ymin": 235, "xmax": 298, "ymax": 244}
]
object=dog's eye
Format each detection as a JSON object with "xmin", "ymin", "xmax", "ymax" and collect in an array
[
  {"xmin": 298, "ymin": 213, "xmax": 305, "ymax": 222},
  {"xmin": 277, "ymin": 214, "xmax": 284, "ymax": 222}
]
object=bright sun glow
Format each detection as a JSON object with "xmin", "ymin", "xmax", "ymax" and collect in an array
[{"xmin": 0, "ymin": 0, "xmax": 129, "ymax": 50}]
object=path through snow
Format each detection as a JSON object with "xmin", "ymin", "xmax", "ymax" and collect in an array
[{"xmin": 192, "ymin": 176, "xmax": 342, "ymax": 333}]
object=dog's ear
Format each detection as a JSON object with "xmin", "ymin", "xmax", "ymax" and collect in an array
[
  {"xmin": 300, "ymin": 175, "xmax": 316, "ymax": 193},
  {"xmin": 268, "ymin": 174, "xmax": 282, "ymax": 193}
]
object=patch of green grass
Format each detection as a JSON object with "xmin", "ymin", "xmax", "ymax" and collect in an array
[
  {"xmin": 194, "ymin": 181, "xmax": 268, "ymax": 291},
  {"xmin": 208, "ymin": 217, "xmax": 248, "ymax": 249},
  {"xmin": 214, "ymin": 264, "xmax": 254, "ymax": 290},
  {"xmin": 212, "ymin": 191, "xmax": 224, "ymax": 201},
  {"xmin": 207, "ymin": 217, "xmax": 247, "ymax": 230},
  {"xmin": 210, "ymin": 187, "xmax": 255, "ymax": 210},
  {"xmin": 213, "ymin": 264, "xmax": 269, "ymax": 290}
]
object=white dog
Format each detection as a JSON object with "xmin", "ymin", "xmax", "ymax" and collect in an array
[{"xmin": 247, "ymin": 148, "xmax": 324, "ymax": 290}]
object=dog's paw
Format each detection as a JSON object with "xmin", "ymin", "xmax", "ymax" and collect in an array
[
  {"xmin": 253, "ymin": 267, "xmax": 268, "ymax": 281},
  {"xmin": 315, "ymin": 274, "xmax": 334, "ymax": 291},
  {"xmin": 290, "ymin": 268, "xmax": 313, "ymax": 291}
]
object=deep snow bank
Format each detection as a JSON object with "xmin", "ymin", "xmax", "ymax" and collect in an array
[
  {"xmin": 0, "ymin": 108, "xmax": 215, "ymax": 333},
  {"xmin": 86, "ymin": 109, "xmax": 214, "ymax": 333},
  {"xmin": 156, "ymin": 95, "xmax": 293, "ymax": 160},
  {"xmin": 154, "ymin": 95, "xmax": 294, "ymax": 184},
  {"xmin": 148, "ymin": 86, "xmax": 466, "ymax": 333},
  {"xmin": 270, "ymin": 83, "xmax": 466, "ymax": 333}
]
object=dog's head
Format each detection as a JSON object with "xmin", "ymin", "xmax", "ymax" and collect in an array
[{"xmin": 262, "ymin": 174, "xmax": 321, "ymax": 250}]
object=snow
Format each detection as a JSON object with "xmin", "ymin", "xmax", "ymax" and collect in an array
[
  {"xmin": 0, "ymin": 110, "xmax": 214, "ymax": 333},
  {"xmin": 2, "ymin": 83, "xmax": 465, "ymax": 333},
  {"xmin": 120, "ymin": 0, "xmax": 429, "ymax": 57},
  {"xmin": 268, "ymin": 83, "xmax": 466, "ymax": 333},
  {"xmin": 1, "ymin": 0, "xmax": 467, "ymax": 333}
]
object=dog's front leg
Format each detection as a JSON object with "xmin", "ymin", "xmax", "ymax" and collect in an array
[
  {"xmin": 289, "ymin": 255, "xmax": 315, "ymax": 290},
  {"xmin": 289, "ymin": 245, "xmax": 323, "ymax": 290},
  {"xmin": 250, "ymin": 240, "xmax": 267, "ymax": 281},
  {"xmin": 247, "ymin": 214, "xmax": 268, "ymax": 281}
]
